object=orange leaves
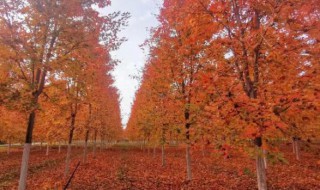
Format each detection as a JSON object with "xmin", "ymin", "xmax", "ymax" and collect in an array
[
  {"xmin": 0, "ymin": 0, "xmax": 126, "ymax": 145},
  {"xmin": 129, "ymin": 0, "xmax": 319, "ymax": 169},
  {"xmin": 244, "ymin": 123, "xmax": 259, "ymax": 138}
]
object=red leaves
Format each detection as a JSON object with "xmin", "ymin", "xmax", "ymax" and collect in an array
[{"xmin": 3, "ymin": 145, "xmax": 319, "ymax": 189}]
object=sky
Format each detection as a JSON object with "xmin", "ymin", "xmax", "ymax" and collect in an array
[{"xmin": 101, "ymin": 0, "xmax": 162, "ymax": 127}]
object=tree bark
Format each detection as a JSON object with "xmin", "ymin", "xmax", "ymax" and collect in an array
[
  {"xmin": 83, "ymin": 130, "xmax": 89, "ymax": 164},
  {"xmin": 18, "ymin": 143, "xmax": 31, "ymax": 190},
  {"xmin": 65, "ymin": 143, "xmax": 72, "ymax": 178},
  {"xmin": 58, "ymin": 142, "xmax": 61, "ymax": 153},
  {"xmin": 65, "ymin": 113, "xmax": 76, "ymax": 177},
  {"xmin": 161, "ymin": 144, "xmax": 165, "ymax": 167},
  {"xmin": 7, "ymin": 140, "xmax": 11, "ymax": 155},
  {"xmin": 93, "ymin": 130, "xmax": 97, "ymax": 158},
  {"xmin": 292, "ymin": 138, "xmax": 296, "ymax": 154},
  {"xmin": 295, "ymin": 141, "xmax": 300, "ymax": 160},
  {"xmin": 263, "ymin": 149, "xmax": 267, "ymax": 169},
  {"xmin": 293, "ymin": 137, "xmax": 301, "ymax": 160},
  {"xmin": 153, "ymin": 145, "xmax": 156, "ymax": 158},
  {"xmin": 185, "ymin": 121, "xmax": 192, "ymax": 181},
  {"xmin": 46, "ymin": 143, "xmax": 49, "ymax": 156},
  {"xmin": 184, "ymin": 102, "xmax": 192, "ymax": 181},
  {"xmin": 186, "ymin": 144, "xmax": 192, "ymax": 181},
  {"xmin": 255, "ymin": 137, "xmax": 267, "ymax": 190},
  {"xmin": 18, "ymin": 110, "xmax": 36, "ymax": 190}
]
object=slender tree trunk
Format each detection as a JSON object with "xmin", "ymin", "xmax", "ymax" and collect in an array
[
  {"xmin": 153, "ymin": 145, "xmax": 156, "ymax": 158},
  {"xmin": 185, "ymin": 124, "xmax": 192, "ymax": 181},
  {"xmin": 93, "ymin": 130, "xmax": 97, "ymax": 158},
  {"xmin": 161, "ymin": 144, "xmax": 165, "ymax": 167},
  {"xmin": 7, "ymin": 140, "xmax": 11, "ymax": 155},
  {"xmin": 65, "ymin": 114, "xmax": 76, "ymax": 177},
  {"xmin": 292, "ymin": 138, "xmax": 296, "ymax": 154},
  {"xmin": 186, "ymin": 144, "xmax": 192, "ymax": 180},
  {"xmin": 263, "ymin": 149, "xmax": 267, "ymax": 169},
  {"xmin": 296, "ymin": 141, "xmax": 300, "ymax": 160},
  {"xmin": 184, "ymin": 95, "xmax": 192, "ymax": 181},
  {"xmin": 293, "ymin": 137, "xmax": 301, "ymax": 160},
  {"xmin": 256, "ymin": 151, "xmax": 267, "ymax": 190},
  {"xmin": 46, "ymin": 143, "xmax": 49, "ymax": 156},
  {"xmin": 83, "ymin": 103, "xmax": 92, "ymax": 162},
  {"xmin": 18, "ymin": 110, "xmax": 36, "ymax": 190},
  {"xmin": 40, "ymin": 141, "xmax": 43, "ymax": 150},
  {"xmin": 19, "ymin": 143, "xmax": 32, "ymax": 190},
  {"xmin": 83, "ymin": 130, "xmax": 89, "ymax": 164},
  {"xmin": 65, "ymin": 143, "xmax": 72, "ymax": 177},
  {"xmin": 58, "ymin": 142, "xmax": 61, "ymax": 153},
  {"xmin": 255, "ymin": 137, "xmax": 267, "ymax": 190}
]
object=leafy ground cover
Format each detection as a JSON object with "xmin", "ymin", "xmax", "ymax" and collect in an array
[{"xmin": 0, "ymin": 144, "xmax": 319, "ymax": 190}]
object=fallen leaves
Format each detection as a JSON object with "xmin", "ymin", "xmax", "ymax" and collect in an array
[{"xmin": 0, "ymin": 144, "xmax": 319, "ymax": 189}]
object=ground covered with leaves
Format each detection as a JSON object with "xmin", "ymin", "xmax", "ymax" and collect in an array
[{"xmin": 0, "ymin": 143, "xmax": 319, "ymax": 190}]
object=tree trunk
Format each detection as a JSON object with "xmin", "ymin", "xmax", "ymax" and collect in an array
[
  {"xmin": 65, "ymin": 114, "xmax": 76, "ymax": 177},
  {"xmin": 18, "ymin": 143, "xmax": 31, "ymax": 190},
  {"xmin": 58, "ymin": 142, "xmax": 61, "ymax": 153},
  {"xmin": 296, "ymin": 141, "xmax": 300, "ymax": 160},
  {"xmin": 153, "ymin": 145, "xmax": 156, "ymax": 158},
  {"xmin": 46, "ymin": 143, "xmax": 49, "ymax": 156},
  {"xmin": 93, "ymin": 130, "xmax": 97, "ymax": 158},
  {"xmin": 83, "ymin": 130, "xmax": 89, "ymax": 164},
  {"xmin": 294, "ymin": 137, "xmax": 300, "ymax": 160},
  {"xmin": 18, "ymin": 111, "xmax": 36, "ymax": 190},
  {"xmin": 7, "ymin": 140, "xmax": 11, "ymax": 155},
  {"xmin": 65, "ymin": 143, "xmax": 72, "ymax": 177},
  {"xmin": 40, "ymin": 141, "xmax": 43, "ymax": 150},
  {"xmin": 255, "ymin": 137, "xmax": 267, "ymax": 190},
  {"xmin": 263, "ymin": 149, "xmax": 267, "ymax": 169},
  {"xmin": 292, "ymin": 138, "xmax": 296, "ymax": 154},
  {"xmin": 185, "ymin": 122, "xmax": 192, "ymax": 181},
  {"xmin": 161, "ymin": 144, "xmax": 165, "ymax": 167},
  {"xmin": 186, "ymin": 144, "xmax": 192, "ymax": 181}
]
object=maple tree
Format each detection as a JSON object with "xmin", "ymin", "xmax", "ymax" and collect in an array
[
  {"xmin": 0, "ymin": 0, "xmax": 319, "ymax": 189},
  {"xmin": 0, "ymin": 0, "xmax": 127, "ymax": 189},
  {"xmin": 127, "ymin": 0, "xmax": 319, "ymax": 189}
]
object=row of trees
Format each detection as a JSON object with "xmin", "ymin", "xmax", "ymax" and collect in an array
[
  {"xmin": 0, "ymin": 0, "xmax": 127, "ymax": 189},
  {"xmin": 126, "ymin": 0, "xmax": 320, "ymax": 189}
]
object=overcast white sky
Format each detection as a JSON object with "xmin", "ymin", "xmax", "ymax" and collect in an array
[{"xmin": 102, "ymin": 0, "xmax": 162, "ymax": 127}]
